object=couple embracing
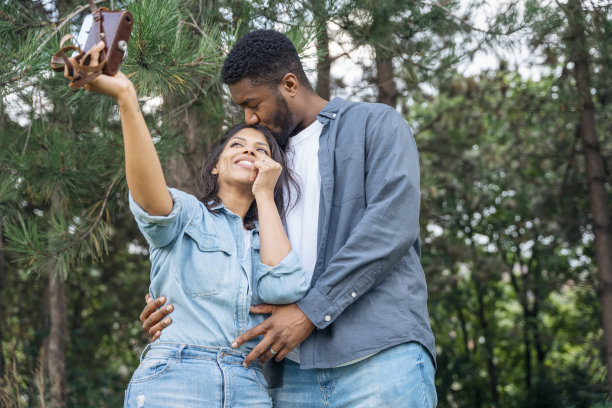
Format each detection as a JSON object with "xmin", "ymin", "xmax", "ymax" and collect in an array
[{"xmin": 71, "ymin": 29, "xmax": 437, "ymax": 407}]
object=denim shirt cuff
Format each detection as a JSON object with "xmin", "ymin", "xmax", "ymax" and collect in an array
[
  {"xmin": 129, "ymin": 189, "xmax": 182, "ymax": 226},
  {"xmin": 255, "ymin": 250, "xmax": 308, "ymax": 304},
  {"xmin": 255, "ymin": 249, "xmax": 300, "ymax": 278}
]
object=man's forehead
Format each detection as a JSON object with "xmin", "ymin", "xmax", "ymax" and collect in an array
[{"xmin": 229, "ymin": 79, "xmax": 271, "ymax": 104}]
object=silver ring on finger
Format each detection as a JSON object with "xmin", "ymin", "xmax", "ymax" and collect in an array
[{"xmin": 269, "ymin": 348, "xmax": 278, "ymax": 355}]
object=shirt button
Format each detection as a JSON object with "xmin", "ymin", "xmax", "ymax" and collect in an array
[
  {"xmin": 332, "ymin": 113, "xmax": 336, "ymax": 118},
  {"xmin": 325, "ymin": 315, "xmax": 331, "ymax": 322},
  {"xmin": 351, "ymin": 292, "xmax": 357, "ymax": 298}
]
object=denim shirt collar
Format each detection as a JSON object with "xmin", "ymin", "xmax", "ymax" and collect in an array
[
  {"xmin": 316, "ymin": 97, "xmax": 347, "ymax": 125},
  {"xmin": 207, "ymin": 201, "xmax": 260, "ymax": 233}
]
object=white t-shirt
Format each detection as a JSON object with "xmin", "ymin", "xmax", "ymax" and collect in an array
[
  {"xmin": 284, "ymin": 119, "xmax": 323, "ymax": 363},
  {"xmin": 284, "ymin": 120, "xmax": 323, "ymax": 286},
  {"xmin": 282, "ymin": 119, "xmax": 376, "ymax": 367}
]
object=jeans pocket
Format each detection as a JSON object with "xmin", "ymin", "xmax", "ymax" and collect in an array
[
  {"xmin": 130, "ymin": 356, "xmax": 173, "ymax": 384},
  {"xmin": 249, "ymin": 366, "xmax": 269, "ymax": 392}
]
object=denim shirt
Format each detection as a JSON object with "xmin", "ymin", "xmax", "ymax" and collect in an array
[
  {"xmin": 294, "ymin": 98, "xmax": 436, "ymax": 369},
  {"xmin": 129, "ymin": 188, "xmax": 308, "ymax": 351}
]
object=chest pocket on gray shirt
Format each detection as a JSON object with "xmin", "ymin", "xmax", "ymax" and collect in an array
[{"xmin": 179, "ymin": 224, "xmax": 233, "ymax": 297}]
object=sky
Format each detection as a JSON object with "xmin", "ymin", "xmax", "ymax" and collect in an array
[
  {"xmin": 306, "ymin": 0, "xmax": 555, "ymax": 101},
  {"xmin": 5, "ymin": 0, "xmax": 563, "ymax": 124}
]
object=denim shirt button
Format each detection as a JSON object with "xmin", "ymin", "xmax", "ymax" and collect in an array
[
  {"xmin": 351, "ymin": 292, "xmax": 357, "ymax": 298},
  {"xmin": 325, "ymin": 315, "xmax": 331, "ymax": 322}
]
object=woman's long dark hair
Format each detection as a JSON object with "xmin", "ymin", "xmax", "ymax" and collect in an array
[{"xmin": 194, "ymin": 123, "xmax": 300, "ymax": 230}]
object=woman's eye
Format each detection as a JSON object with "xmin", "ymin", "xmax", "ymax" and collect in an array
[
  {"xmin": 230, "ymin": 142, "xmax": 243, "ymax": 148},
  {"xmin": 257, "ymin": 148, "xmax": 270, "ymax": 156}
]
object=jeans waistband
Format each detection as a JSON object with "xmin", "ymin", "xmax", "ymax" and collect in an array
[{"xmin": 140, "ymin": 342, "xmax": 247, "ymax": 364}]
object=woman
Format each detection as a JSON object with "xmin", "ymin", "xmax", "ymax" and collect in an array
[{"xmin": 67, "ymin": 43, "xmax": 307, "ymax": 407}]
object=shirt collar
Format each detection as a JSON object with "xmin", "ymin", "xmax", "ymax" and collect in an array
[
  {"xmin": 207, "ymin": 200, "xmax": 259, "ymax": 232},
  {"xmin": 316, "ymin": 97, "xmax": 346, "ymax": 125}
]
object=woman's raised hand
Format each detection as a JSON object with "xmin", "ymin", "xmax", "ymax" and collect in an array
[
  {"xmin": 250, "ymin": 153, "xmax": 282, "ymax": 198},
  {"xmin": 64, "ymin": 41, "xmax": 135, "ymax": 102}
]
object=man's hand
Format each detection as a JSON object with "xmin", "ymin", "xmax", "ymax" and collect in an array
[
  {"xmin": 140, "ymin": 294, "xmax": 174, "ymax": 340},
  {"xmin": 232, "ymin": 303, "xmax": 315, "ymax": 367}
]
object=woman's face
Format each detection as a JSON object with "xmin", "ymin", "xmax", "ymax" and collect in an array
[{"xmin": 211, "ymin": 127, "xmax": 271, "ymax": 188}]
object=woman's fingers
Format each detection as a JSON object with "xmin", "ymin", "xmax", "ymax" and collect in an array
[
  {"xmin": 87, "ymin": 41, "xmax": 106, "ymax": 66},
  {"xmin": 64, "ymin": 41, "xmax": 105, "ymax": 84},
  {"xmin": 251, "ymin": 155, "xmax": 282, "ymax": 196}
]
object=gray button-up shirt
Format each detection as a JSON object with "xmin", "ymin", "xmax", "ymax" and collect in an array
[{"xmin": 295, "ymin": 97, "xmax": 436, "ymax": 369}]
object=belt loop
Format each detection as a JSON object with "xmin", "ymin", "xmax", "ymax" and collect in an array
[
  {"xmin": 139, "ymin": 343, "xmax": 152, "ymax": 362},
  {"xmin": 177, "ymin": 344, "xmax": 186, "ymax": 363}
]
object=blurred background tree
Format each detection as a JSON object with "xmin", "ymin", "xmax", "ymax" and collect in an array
[{"xmin": 1, "ymin": 0, "xmax": 610, "ymax": 407}]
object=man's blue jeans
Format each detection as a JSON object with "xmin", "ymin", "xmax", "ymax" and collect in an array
[{"xmin": 270, "ymin": 342, "xmax": 437, "ymax": 408}]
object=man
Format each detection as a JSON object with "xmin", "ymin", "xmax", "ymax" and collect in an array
[{"xmin": 141, "ymin": 29, "xmax": 437, "ymax": 407}]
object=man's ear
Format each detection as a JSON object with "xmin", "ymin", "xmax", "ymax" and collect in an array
[{"xmin": 281, "ymin": 73, "xmax": 299, "ymax": 97}]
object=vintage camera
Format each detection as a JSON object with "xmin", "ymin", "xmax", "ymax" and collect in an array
[
  {"xmin": 76, "ymin": 8, "xmax": 133, "ymax": 75},
  {"xmin": 51, "ymin": 2, "xmax": 133, "ymax": 83}
]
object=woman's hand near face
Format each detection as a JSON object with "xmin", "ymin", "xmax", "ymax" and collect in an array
[
  {"xmin": 250, "ymin": 154, "xmax": 282, "ymax": 198},
  {"xmin": 251, "ymin": 153, "xmax": 291, "ymax": 266}
]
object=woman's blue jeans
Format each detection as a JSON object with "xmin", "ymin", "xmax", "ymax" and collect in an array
[
  {"xmin": 270, "ymin": 342, "xmax": 437, "ymax": 408},
  {"xmin": 124, "ymin": 343, "xmax": 271, "ymax": 407}
]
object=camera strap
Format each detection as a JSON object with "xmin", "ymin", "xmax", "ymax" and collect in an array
[{"xmin": 50, "ymin": 0, "xmax": 109, "ymax": 89}]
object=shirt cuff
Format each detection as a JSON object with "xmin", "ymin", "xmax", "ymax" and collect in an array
[
  {"xmin": 128, "ymin": 189, "xmax": 182, "ymax": 226},
  {"xmin": 296, "ymin": 286, "xmax": 339, "ymax": 329},
  {"xmin": 255, "ymin": 250, "xmax": 308, "ymax": 304},
  {"xmin": 255, "ymin": 249, "xmax": 301, "ymax": 279}
]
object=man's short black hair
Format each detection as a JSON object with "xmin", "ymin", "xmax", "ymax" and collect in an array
[{"xmin": 221, "ymin": 29, "xmax": 312, "ymax": 90}]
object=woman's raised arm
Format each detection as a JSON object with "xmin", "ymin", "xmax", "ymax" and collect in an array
[{"xmin": 69, "ymin": 42, "xmax": 172, "ymax": 215}]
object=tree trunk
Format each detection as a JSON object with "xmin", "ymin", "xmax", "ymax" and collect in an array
[
  {"xmin": 567, "ymin": 0, "xmax": 612, "ymax": 395},
  {"xmin": 312, "ymin": 0, "xmax": 331, "ymax": 100},
  {"xmin": 375, "ymin": 55, "xmax": 398, "ymax": 108},
  {"xmin": 368, "ymin": 2, "xmax": 399, "ymax": 108},
  {"xmin": 0, "ymin": 223, "xmax": 5, "ymax": 379},
  {"xmin": 163, "ymin": 100, "xmax": 216, "ymax": 194},
  {"xmin": 46, "ymin": 274, "xmax": 67, "ymax": 408},
  {"xmin": 44, "ymin": 194, "xmax": 68, "ymax": 408},
  {"xmin": 470, "ymin": 237, "xmax": 499, "ymax": 407}
]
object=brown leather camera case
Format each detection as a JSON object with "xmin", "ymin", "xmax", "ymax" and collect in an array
[
  {"xmin": 50, "ymin": 0, "xmax": 133, "ymax": 88},
  {"xmin": 82, "ymin": 6, "xmax": 133, "ymax": 75}
]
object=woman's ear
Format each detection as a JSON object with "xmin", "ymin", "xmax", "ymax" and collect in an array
[{"xmin": 211, "ymin": 166, "xmax": 219, "ymax": 175}]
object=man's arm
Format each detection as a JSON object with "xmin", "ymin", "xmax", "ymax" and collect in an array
[
  {"xmin": 233, "ymin": 108, "xmax": 421, "ymax": 366},
  {"xmin": 296, "ymin": 110, "xmax": 420, "ymax": 328}
]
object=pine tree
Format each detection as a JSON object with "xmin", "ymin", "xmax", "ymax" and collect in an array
[{"xmin": 1, "ymin": 0, "xmax": 224, "ymax": 404}]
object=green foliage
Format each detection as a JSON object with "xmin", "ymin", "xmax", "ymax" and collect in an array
[
  {"xmin": 125, "ymin": 0, "xmax": 224, "ymax": 96},
  {"xmin": 415, "ymin": 64, "xmax": 610, "ymax": 407},
  {"xmin": 1, "ymin": 0, "xmax": 611, "ymax": 406}
]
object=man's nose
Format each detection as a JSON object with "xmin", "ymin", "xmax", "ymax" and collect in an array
[{"xmin": 244, "ymin": 109, "xmax": 259, "ymax": 125}]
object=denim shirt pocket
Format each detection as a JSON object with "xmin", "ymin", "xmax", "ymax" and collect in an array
[{"xmin": 178, "ymin": 223, "xmax": 234, "ymax": 298}]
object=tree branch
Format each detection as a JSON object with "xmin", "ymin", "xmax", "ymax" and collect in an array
[
  {"xmin": 33, "ymin": 0, "xmax": 108, "ymax": 57},
  {"xmin": 23, "ymin": 175, "xmax": 118, "ymax": 258}
]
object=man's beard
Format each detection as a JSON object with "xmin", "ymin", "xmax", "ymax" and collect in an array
[{"xmin": 270, "ymin": 91, "xmax": 295, "ymax": 149}]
